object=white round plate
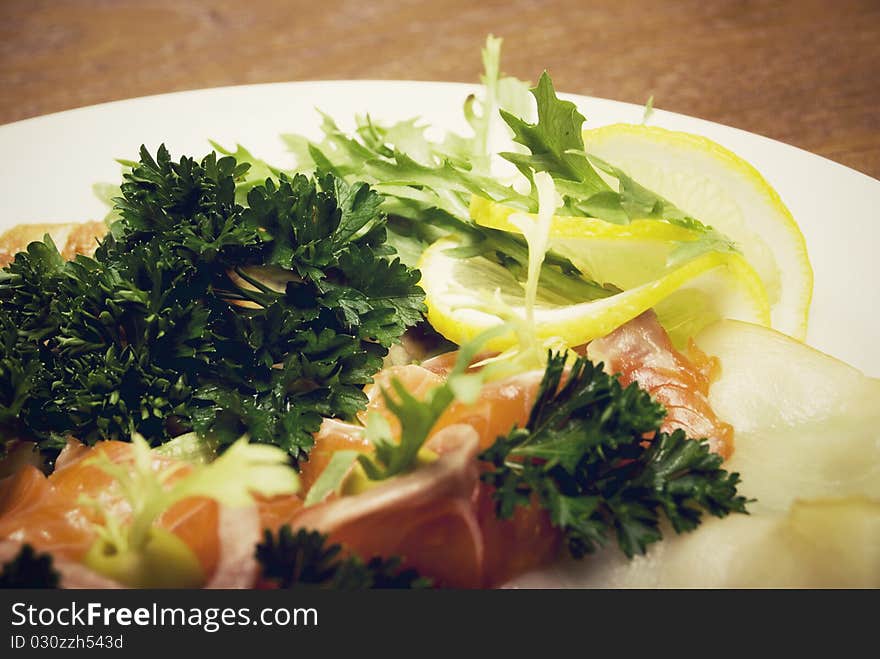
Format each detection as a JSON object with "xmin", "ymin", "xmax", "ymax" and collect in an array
[{"xmin": 0, "ymin": 81, "xmax": 878, "ymax": 374}]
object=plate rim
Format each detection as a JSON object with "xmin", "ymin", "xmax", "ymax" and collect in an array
[{"xmin": 2, "ymin": 78, "xmax": 877, "ymax": 186}]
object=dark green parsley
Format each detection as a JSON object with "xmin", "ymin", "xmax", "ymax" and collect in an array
[
  {"xmin": 0, "ymin": 146, "xmax": 425, "ymax": 462},
  {"xmin": 480, "ymin": 352, "xmax": 750, "ymax": 558},
  {"xmin": 0, "ymin": 545, "xmax": 60, "ymax": 588},
  {"xmin": 255, "ymin": 526, "xmax": 430, "ymax": 589}
]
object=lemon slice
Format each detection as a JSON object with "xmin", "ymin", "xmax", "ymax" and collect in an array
[
  {"xmin": 583, "ymin": 123, "xmax": 813, "ymax": 339},
  {"xmin": 470, "ymin": 194, "xmax": 698, "ymax": 242},
  {"xmin": 419, "ymin": 237, "xmax": 769, "ymax": 350},
  {"xmin": 471, "ymin": 194, "xmax": 701, "ymax": 294}
]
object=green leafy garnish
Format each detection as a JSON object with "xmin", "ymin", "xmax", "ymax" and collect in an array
[
  {"xmin": 500, "ymin": 71, "xmax": 610, "ymax": 201},
  {"xmin": 256, "ymin": 526, "xmax": 431, "ymax": 589},
  {"xmin": 480, "ymin": 352, "xmax": 749, "ymax": 558},
  {"xmin": 0, "ymin": 146, "xmax": 425, "ymax": 461},
  {"xmin": 83, "ymin": 434, "xmax": 299, "ymax": 559},
  {"xmin": 641, "ymin": 95, "xmax": 655, "ymax": 125},
  {"xmin": 498, "ymin": 72, "xmax": 738, "ymax": 257},
  {"xmin": 275, "ymin": 38, "xmax": 608, "ymax": 305},
  {"xmin": 584, "ymin": 154, "xmax": 738, "ymax": 263},
  {"xmin": 0, "ymin": 315, "xmax": 39, "ymax": 451},
  {"xmin": 356, "ymin": 325, "xmax": 506, "ymax": 481},
  {"xmin": 303, "ymin": 449, "xmax": 360, "ymax": 506},
  {"xmin": 287, "ymin": 111, "xmax": 533, "ymax": 230},
  {"xmin": 0, "ymin": 545, "xmax": 60, "ymax": 588}
]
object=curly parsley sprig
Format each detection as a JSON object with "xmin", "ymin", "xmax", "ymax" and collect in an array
[
  {"xmin": 0, "ymin": 545, "xmax": 60, "ymax": 589},
  {"xmin": 480, "ymin": 352, "xmax": 750, "ymax": 558},
  {"xmin": 256, "ymin": 526, "xmax": 430, "ymax": 589},
  {"xmin": 0, "ymin": 146, "xmax": 425, "ymax": 462}
]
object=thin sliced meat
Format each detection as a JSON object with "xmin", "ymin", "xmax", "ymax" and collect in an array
[
  {"xmin": 0, "ymin": 441, "xmax": 232, "ymax": 584},
  {"xmin": 205, "ymin": 505, "xmax": 260, "ymax": 589},
  {"xmin": 364, "ymin": 364, "xmax": 544, "ymax": 451},
  {"xmin": 440, "ymin": 371, "xmax": 544, "ymax": 449},
  {"xmin": 0, "ymin": 465, "xmax": 97, "ymax": 561},
  {"xmin": 256, "ymin": 493, "xmax": 305, "ymax": 533},
  {"xmin": 476, "ymin": 485, "xmax": 562, "ymax": 587},
  {"xmin": 54, "ymin": 437, "xmax": 91, "ymax": 471},
  {"xmin": 588, "ymin": 310, "xmax": 734, "ymax": 458},
  {"xmin": 292, "ymin": 424, "xmax": 486, "ymax": 588},
  {"xmin": 61, "ymin": 221, "xmax": 107, "ymax": 260}
]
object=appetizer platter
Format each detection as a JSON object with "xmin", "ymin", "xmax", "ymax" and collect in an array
[{"xmin": 0, "ymin": 38, "xmax": 877, "ymax": 589}]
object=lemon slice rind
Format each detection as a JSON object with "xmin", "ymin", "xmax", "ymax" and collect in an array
[
  {"xmin": 470, "ymin": 194, "xmax": 699, "ymax": 243},
  {"xmin": 419, "ymin": 237, "xmax": 770, "ymax": 351},
  {"xmin": 583, "ymin": 123, "xmax": 813, "ymax": 339}
]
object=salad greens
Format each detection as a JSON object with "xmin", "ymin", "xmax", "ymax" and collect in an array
[{"xmin": 273, "ymin": 39, "xmax": 736, "ymax": 278}]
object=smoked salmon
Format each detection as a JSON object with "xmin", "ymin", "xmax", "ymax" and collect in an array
[
  {"xmin": 0, "ymin": 440, "xmax": 257, "ymax": 587},
  {"xmin": 0, "ymin": 313, "xmax": 733, "ymax": 588},
  {"xmin": 588, "ymin": 311, "xmax": 734, "ymax": 458}
]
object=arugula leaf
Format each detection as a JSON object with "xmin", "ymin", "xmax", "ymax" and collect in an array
[
  {"xmin": 500, "ymin": 71, "xmax": 610, "ymax": 199},
  {"xmin": 460, "ymin": 34, "xmax": 534, "ymax": 172},
  {"xmin": 480, "ymin": 352, "xmax": 749, "ymax": 558},
  {"xmin": 499, "ymin": 74, "xmax": 673, "ymax": 226},
  {"xmin": 0, "ymin": 545, "xmax": 60, "ymax": 588},
  {"xmin": 585, "ymin": 154, "xmax": 738, "ymax": 263},
  {"xmin": 498, "ymin": 73, "xmax": 741, "ymax": 263},
  {"xmin": 275, "ymin": 39, "xmax": 603, "ymax": 283},
  {"xmin": 0, "ymin": 146, "xmax": 425, "ymax": 462},
  {"xmin": 285, "ymin": 110, "xmax": 607, "ymax": 302},
  {"xmin": 585, "ymin": 154, "xmax": 694, "ymax": 226},
  {"xmin": 256, "ymin": 526, "xmax": 430, "ymax": 589}
]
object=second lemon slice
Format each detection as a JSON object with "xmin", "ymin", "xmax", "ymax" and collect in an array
[
  {"xmin": 419, "ymin": 237, "xmax": 770, "ymax": 350},
  {"xmin": 583, "ymin": 123, "xmax": 813, "ymax": 339}
]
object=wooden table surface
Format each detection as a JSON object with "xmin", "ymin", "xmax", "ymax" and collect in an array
[{"xmin": 2, "ymin": 0, "xmax": 878, "ymax": 178}]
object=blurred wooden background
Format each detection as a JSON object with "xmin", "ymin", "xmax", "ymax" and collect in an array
[{"xmin": 1, "ymin": 0, "xmax": 878, "ymax": 177}]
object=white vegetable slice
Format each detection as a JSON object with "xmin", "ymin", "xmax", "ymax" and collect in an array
[
  {"xmin": 699, "ymin": 320, "xmax": 880, "ymax": 510},
  {"xmin": 506, "ymin": 320, "xmax": 880, "ymax": 588}
]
